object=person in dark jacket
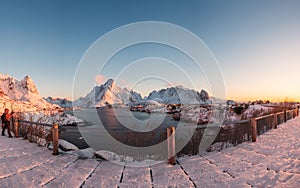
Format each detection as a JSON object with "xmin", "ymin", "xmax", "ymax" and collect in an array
[{"xmin": 1, "ymin": 108, "xmax": 12, "ymax": 137}]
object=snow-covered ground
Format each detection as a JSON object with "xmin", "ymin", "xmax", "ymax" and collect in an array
[{"xmin": 1, "ymin": 116, "xmax": 300, "ymax": 187}]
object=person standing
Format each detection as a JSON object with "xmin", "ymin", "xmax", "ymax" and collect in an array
[{"xmin": 1, "ymin": 108, "xmax": 12, "ymax": 138}]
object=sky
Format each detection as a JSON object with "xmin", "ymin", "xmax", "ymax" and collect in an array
[{"xmin": 0, "ymin": 0, "xmax": 300, "ymax": 102}]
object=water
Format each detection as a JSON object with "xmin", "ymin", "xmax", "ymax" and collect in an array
[
  {"xmin": 68, "ymin": 108, "xmax": 182, "ymax": 151},
  {"xmin": 65, "ymin": 108, "xmax": 216, "ymax": 160}
]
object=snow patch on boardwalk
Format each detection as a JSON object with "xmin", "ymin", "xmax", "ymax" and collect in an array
[{"xmin": 1, "ymin": 116, "xmax": 300, "ymax": 187}]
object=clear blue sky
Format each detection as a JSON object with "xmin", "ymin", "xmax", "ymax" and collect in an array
[{"xmin": 1, "ymin": 0, "xmax": 300, "ymax": 101}]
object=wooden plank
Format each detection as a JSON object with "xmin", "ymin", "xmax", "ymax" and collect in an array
[
  {"xmin": 254, "ymin": 113, "xmax": 275, "ymax": 121},
  {"xmin": 0, "ymin": 144, "xmax": 49, "ymax": 160},
  {"xmin": 0, "ymin": 148, "xmax": 52, "ymax": 179},
  {"xmin": 151, "ymin": 162, "xmax": 194, "ymax": 187},
  {"xmin": 0, "ymin": 137, "xmax": 36, "ymax": 151},
  {"xmin": 82, "ymin": 161, "xmax": 125, "ymax": 188},
  {"xmin": 0, "ymin": 154, "xmax": 78, "ymax": 187},
  {"xmin": 178, "ymin": 156, "xmax": 233, "ymax": 187},
  {"xmin": 45, "ymin": 159, "xmax": 99, "ymax": 188},
  {"xmin": 120, "ymin": 165, "xmax": 152, "ymax": 187}
]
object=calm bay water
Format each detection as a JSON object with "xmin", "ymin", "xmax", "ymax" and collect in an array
[{"xmin": 66, "ymin": 108, "xmax": 183, "ymax": 151}]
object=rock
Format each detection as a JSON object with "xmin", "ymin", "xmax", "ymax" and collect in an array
[
  {"xmin": 70, "ymin": 148, "xmax": 96, "ymax": 159},
  {"xmin": 58, "ymin": 139, "xmax": 79, "ymax": 151}
]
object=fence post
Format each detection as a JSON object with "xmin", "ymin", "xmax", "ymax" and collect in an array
[
  {"xmin": 167, "ymin": 126, "xmax": 176, "ymax": 165},
  {"xmin": 14, "ymin": 119, "xmax": 19, "ymax": 137},
  {"xmin": 284, "ymin": 110, "xmax": 287, "ymax": 122},
  {"xmin": 273, "ymin": 113, "xmax": 277, "ymax": 129},
  {"xmin": 53, "ymin": 124, "xmax": 59, "ymax": 155},
  {"xmin": 251, "ymin": 119, "xmax": 257, "ymax": 142}
]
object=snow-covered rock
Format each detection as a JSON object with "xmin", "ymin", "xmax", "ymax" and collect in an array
[
  {"xmin": 146, "ymin": 86, "xmax": 210, "ymax": 105},
  {"xmin": 199, "ymin": 89, "xmax": 210, "ymax": 102},
  {"xmin": 44, "ymin": 97, "xmax": 72, "ymax": 109},
  {"xmin": 227, "ymin": 100, "xmax": 237, "ymax": 106},
  {"xmin": 0, "ymin": 73, "xmax": 61, "ymax": 112},
  {"xmin": 241, "ymin": 104, "xmax": 274, "ymax": 119},
  {"xmin": 73, "ymin": 79, "xmax": 142, "ymax": 108},
  {"xmin": 58, "ymin": 139, "xmax": 79, "ymax": 151},
  {"xmin": 22, "ymin": 111, "xmax": 84, "ymax": 125},
  {"xmin": 69, "ymin": 148, "xmax": 96, "ymax": 159}
]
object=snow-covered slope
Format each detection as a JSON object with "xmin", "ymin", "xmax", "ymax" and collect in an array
[
  {"xmin": 73, "ymin": 79, "xmax": 142, "ymax": 108},
  {"xmin": 44, "ymin": 97, "xmax": 72, "ymax": 109},
  {"xmin": 146, "ymin": 86, "xmax": 211, "ymax": 104},
  {"xmin": 0, "ymin": 73, "xmax": 61, "ymax": 112}
]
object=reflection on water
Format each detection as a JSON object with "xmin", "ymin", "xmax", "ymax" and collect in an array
[
  {"xmin": 71, "ymin": 108, "xmax": 183, "ymax": 146},
  {"xmin": 68, "ymin": 108, "xmax": 199, "ymax": 161}
]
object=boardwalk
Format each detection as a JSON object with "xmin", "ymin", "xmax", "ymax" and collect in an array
[{"xmin": 1, "ymin": 117, "xmax": 300, "ymax": 187}]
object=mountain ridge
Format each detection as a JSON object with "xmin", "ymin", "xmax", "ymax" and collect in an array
[
  {"xmin": 0, "ymin": 73, "xmax": 61, "ymax": 112},
  {"xmin": 72, "ymin": 79, "xmax": 212, "ymax": 108}
]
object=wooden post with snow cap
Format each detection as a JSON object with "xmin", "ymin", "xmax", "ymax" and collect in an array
[
  {"xmin": 273, "ymin": 113, "xmax": 277, "ymax": 129},
  {"xmin": 251, "ymin": 119, "xmax": 257, "ymax": 142},
  {"xmin": 53, "ymin": 124, "xmax": 59, "ymax": 155},
  {"xmin": 167, "ymin": 126, "xmax": 176, "ymax": 165}
]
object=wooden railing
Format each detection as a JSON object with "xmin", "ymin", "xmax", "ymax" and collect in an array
[
  {"xmin": 167, "ymin": 108, "xmax": 299, "ymax": 164},
  {"xmin": 15, "ymin": 120, "xmax": 59, "ymax": 155},
  {"xmin": 10, "ymin": 108, "xmax": 299, "ymax": 163}
]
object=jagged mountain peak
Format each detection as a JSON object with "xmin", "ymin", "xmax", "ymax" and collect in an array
[
  {"xmin": 103, "ymin": 79, "xmax": 115, "ymax": 87},
  {"xmin": 21, "ymin": 75, "xmax": 39, "ymax": 95},
  {"xmin": 147, "ymin": 86, "xmax": 211, "ymax": 105},
  {"xmin": 0, "ymin": 73, "xmax": 61, "ymax": 112},
  {"xmin": 73, "ymin": 79, "xmax": 142, "ymax": 108}
]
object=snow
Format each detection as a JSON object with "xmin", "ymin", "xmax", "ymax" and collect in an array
[
  {"xmin": 68, "ymin": 148, "xmax": 96, "ymax": 159},
  {"xmin": 1, "ymin": 116, "xmax": 300, "ymax": 187},
  {"xmin": 44, "ymin": 97, "xmax": 72, "ymax": 109},
  {"xmin": 177, "ymin": 104, "xmax": 276, "ymax": 125},
  {"xmin": 147, "ymin": 86, "xmax": 210, "ymax": 104},
  {"xmin": 0, "ymin": 73, "xmax": 61, "ymax": 112},
  {"xmin": 58, "ymin": 139, "xmax": 79, "ymax": 151},
  {"xmin": 82, "ymin": 161, "xmax": 124, "ymax": 187},
  {"xmin": 73, "ymin": 79, "xmax": 214, "ymax": 108},
  {"xmin": 151, "ymin": 162, "xmax": 195, "ymax": 187},
  {"xmin": 241, "ymin": 104, "xmax": 274, "ymax": 119},
  {"xmin": 73, "ymin": 79, "xmax": 142, "ymax": 108},
  {"xmin": 45, "ymin": 159, "xmax": 99, "ymax": 187},
  {"xmin": 178, "ymin": 116, "xmax": 300, "ymax": 187},
  {"xmin": 21, "ymin": 111, "xmax": 84, "ymax": 125}
]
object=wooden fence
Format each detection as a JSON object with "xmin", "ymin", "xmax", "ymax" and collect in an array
[
  {"xmin": 14, "ymin": 119, "xmax": 59, "ymax": 155},
  {"xmin": 9, "ymin": 108, "xmax": 299, "ymax": 163},
  {"xmin": 168, "ymin": 108, "xmax": 299, "ymax": 163}
]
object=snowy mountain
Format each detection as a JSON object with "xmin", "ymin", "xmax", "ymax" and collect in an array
[
  {"xmin": 44, "ymin": 97, "xmax": 72, "ymax": 109},
  {"xmin": 146, "ymin": 86, "xmax": 211, "ymax": 105},
  {"xmin": 73, "ymin": 79, "xmax": 142, "ymax": 108},
  {"xmin": 0, "ymin": 73, "xmax": 61, "ymax": 112}
]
